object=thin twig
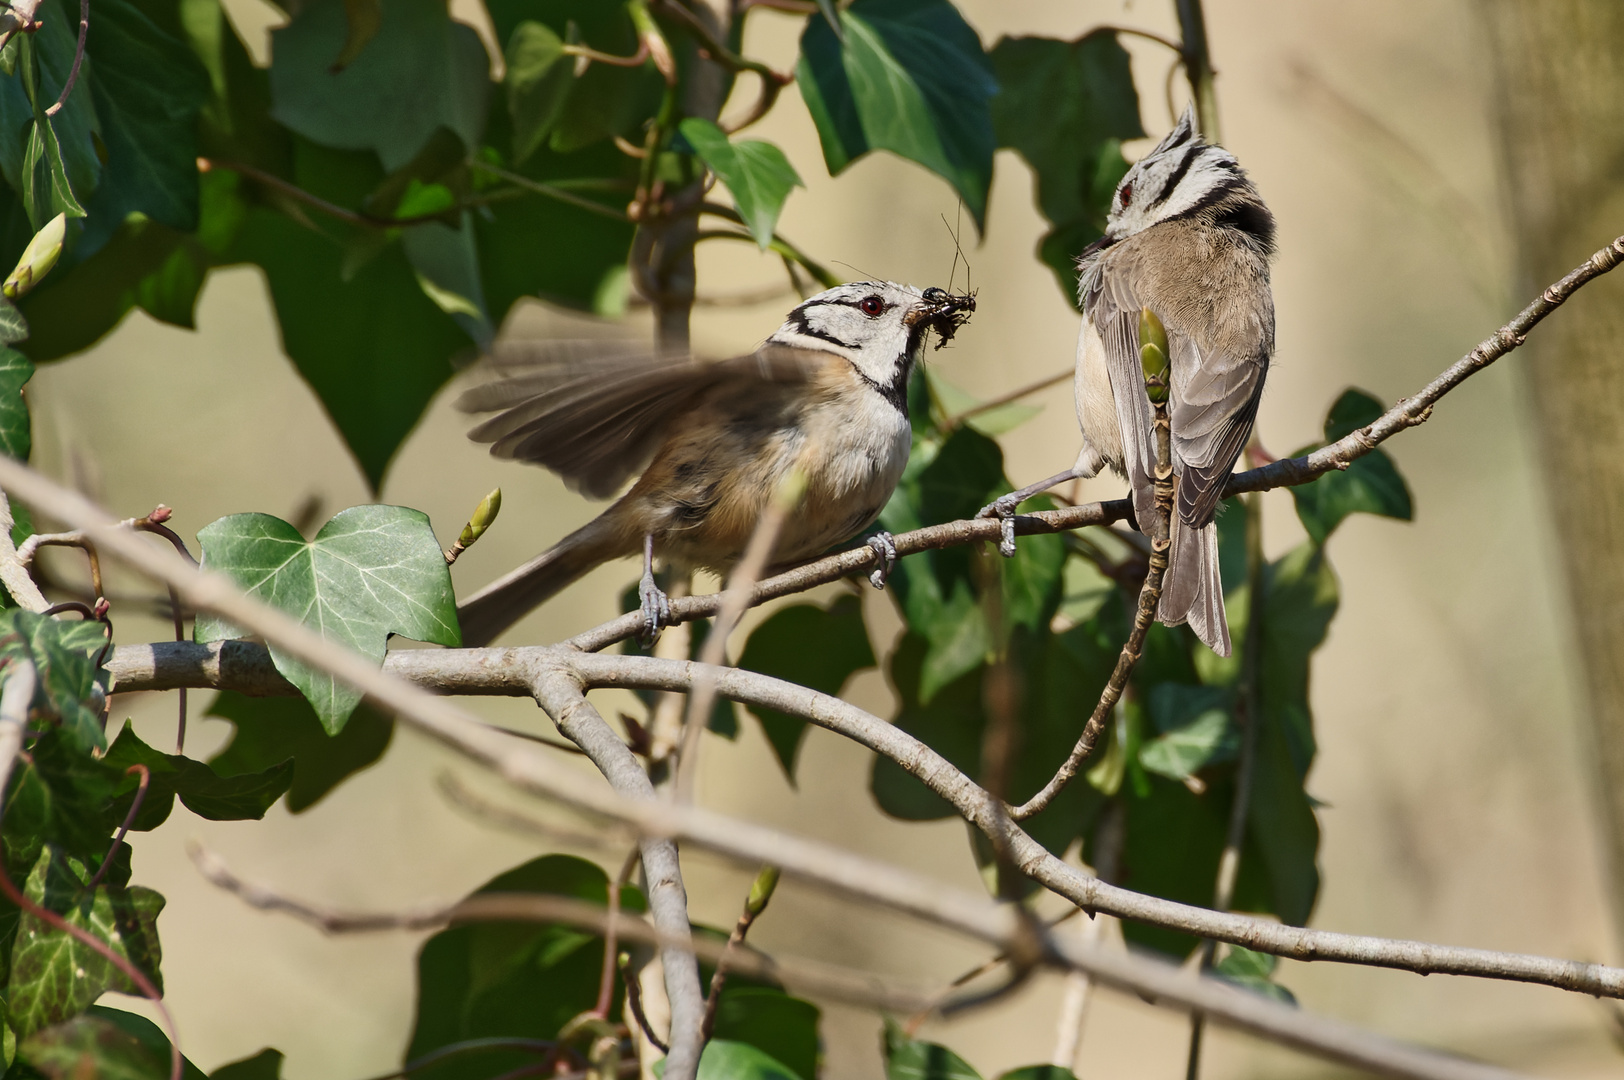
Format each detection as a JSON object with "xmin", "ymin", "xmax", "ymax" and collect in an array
[
  {"xmin": 0, "ymin": 458, "xmax": 1596, "ymax": 1073},
  {"xmin": 1186, "ymin": 489, "xmax": 1266, "ymax": 1080},
  {"xmin": 1092, "ymin": 23, "xmax": 1187, "ymax": 56},
  {"xmin": 189, "ymin": 843, "xmax": 932, "ymax": 1016},
  {"xmin": 201, "ymin": 159, "xmax": 532, "ymax": 228},
  {"xmin": 701, "ymin": 865, "xmax": 779, "ymax": 1039},
  {"xmin": 467, "ymin": 160, "xmax": 631, "ymax": 223},
  {"xmin": 945, "ymin": 368, "xmax": 1071, "ymax": 427},
  {"xmin": 42, "ymin": 0, "xmax": 87, "ymax": 117},
  {"xmin": 1011, "ymin": 316, "xmax": 1176, "ymax": 822},
  {"xmin": 654, "ymin": 0, "xmax": 791, "ymax": 132},
  {"xmin": 84, "ymin": 763, "xmax": 149, "ymax": 891}
]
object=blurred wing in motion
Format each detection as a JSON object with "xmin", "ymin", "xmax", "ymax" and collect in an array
[{"xmin": 458, "ymin": 341, "xmax": 825, "ymax": 500}]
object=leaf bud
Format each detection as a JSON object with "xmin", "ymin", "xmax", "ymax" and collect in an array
[{"xmin": 4, "ymin": 213, "xmax": 65, "ymax": 299}]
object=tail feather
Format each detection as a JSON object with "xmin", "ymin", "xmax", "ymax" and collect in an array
[
  {"xmin": 1158, "ymin": 517, "xmax": 1231, "ymax": 657},
  {"xmin": 457, "ymin": 517, "xmax": 627, "ymax": 647}
]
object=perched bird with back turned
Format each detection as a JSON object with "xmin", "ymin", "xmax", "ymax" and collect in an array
[
  {"xmin": 985, "ymin": 106, "xmax": 1276, "ymax": 656},
  {"xmin": 456, "ymin": 282, "xmax": 976, "ymax": 647}
]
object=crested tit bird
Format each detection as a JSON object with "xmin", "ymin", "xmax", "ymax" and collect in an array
[
  {"xmin": 455, "ymin": 282, "xmax": 976, "ymax": 646},
  {"xmin": 986, "ymin": 106, "xmax": 1275, "ymax": 656}
]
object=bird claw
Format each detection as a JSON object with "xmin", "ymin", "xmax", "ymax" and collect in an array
[
  {"xmin": 976, "ymin": 493, "xmax": 1022, "ymax": 559},
  {"xmin": 638, "ymin": 569, "xmax": 672, "ymax": 646},
  {"xmin": 867, "ymin": 532, "xmax": 898, "ymax": 589}
]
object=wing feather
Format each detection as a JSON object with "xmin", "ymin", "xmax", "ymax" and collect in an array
[{"xmin": 458, "ymin": 341, "xmax": 822, "ymax": 499}]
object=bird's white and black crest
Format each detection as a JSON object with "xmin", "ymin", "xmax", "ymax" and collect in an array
[{"xmin": 1100, "ymin": 105, "xmax": 1275, "ymax": 255}]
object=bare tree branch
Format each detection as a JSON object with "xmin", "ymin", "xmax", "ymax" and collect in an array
[
  {"xmin": 106, "ymin": 639, "xmax": 1624, "ymax": 1002},
  {"xmin": 0, "ymin": 463, "xmax": 1539, "ymax": 1080},
  {"xmin": 531, "ymin": 667, "xmax": 706, "ymax": 1080}
]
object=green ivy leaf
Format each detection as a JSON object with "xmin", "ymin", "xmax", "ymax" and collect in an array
[
  {"xmin": 990, "ymin": 31, "xmax": 1141, "ymax": 303},
  {"xmin": 7, "ymin": 852, "xmax": 164, "ymax": 1042},
  {"xmin": 333, "ymin": 0, "xmax": 384, "ymax": 71},
  {"xmin": 206, "ymin": 691, "xmax": 393, "ymax": 813},
  {"xmin": 483, "ymin": 0, "xmax": 660, "ymax": 154},
  {"xmin": 101, "ymin": 722, "xmax": 294, "ymax": 829},
  {"xmin": 406, "ymin": 855, "xmax": 645, "ymax": 1080},
  {"xmin": 798, "ymin": 0, "xmax": 997, "ymax": 226},
  {"xmin": 0, "ymin": 610, "xmax": 111, "ymax": 752},
  {"xmin": 1213, "ymin": 945, "xmax": 1296, "ymax": 1006},
  {"xmin": 1247, "ymin": 541, "xmax": 1335, "ymax": 928},
  {"xmin": 679, "ymin": 119, "xmax": 802, "ymax": 250},
  {"xmin": 1290, "ymin": 389, "xmax": 1413, "ymax": 545},
  {"xmin": 694, "ymin": 1040, "xmax": 801, "ymax": 1080},
  {"xmin": 3, "ymin": 731, "xmax": 125, "ymax": 886},
  {"xmin": 736, "ymin": 594, "xmax": 874, "ymax": 781},
  {"xmin": 19, "ymin": 1005, "xmax": 208, "ymax": 1080},
  {"xmin": 709, "ymin": 988, "xmax": 820, "ymax": 1080},
  {"xmin": 0, "ymin": 346, "xmax": 33, "ymax": 460},
  {"xmin": 193, "ymin": 505, "xmax": 460, "ymax": 731},
  {"xmin": 997, "ymin": 1069, "xmax": 1077, "ymax": 1080},
  {"xmin": 270, "ymin": 0, "xmax": 489, "ymax": 171},
  {"xmin": 75, "ymin": 0, "xmax": 211, "ymax": 256},
  {"xmin": 1138, "ymin": 708, "xmax": 1237, "ymax": 782},
  {"xmin": 225, "ymin": 204, "xmax": 470, "ymax": 488},
  {"xmin": 883, "ymin": 1020, "xmax": 981, "ymax": 1080},
  {"xmin": 0, "ymin": 295, "xmax": 26, "ymax": 344},
  {"xmin": 2, "ymin": 26, "xmax": 96, "ymax": 232},
  {"xmin": 505, "ymin": 21, "xmax": 572, "ymax": 164},
  {"xmin": 476, "ymin": 95, "xmax": 637, "ymax": 317}
]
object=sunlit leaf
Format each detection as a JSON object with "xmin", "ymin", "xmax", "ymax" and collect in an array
[
  {"xmin": 1213, "ymin": 945, "xmax": 1297, "ymax": 1005},
  {"xmin": 19, "ymin": 1005, "xmax": 208, "ymax": 1080},
  {"xmin": 7, "ymin": 852, "xmax": 164, "ymax": 1041},
  {"xmin": 194, "ymin": 506, "xmax": 460, "ymax": 731},
  {"xmin": 505, "ymin": 20, "xmax": 572, "ymax": 164},
  {"xmin": 270, "ymin": 0, "xmax": 490, "ymax": 171},
  {"xmin": 798, "ymin": 0, "xmax": 997, "ymax": 225},
  {"xmin": 679, "ymin": 119, "xmax": 802, "ymax": 250},
  {"xmin": 0, "ymin": 346, "xmax": 32, "ymax": 460},
  {"xmin": 883, "ymin": 1020, "xmax": 981, "ymax": 1080}
]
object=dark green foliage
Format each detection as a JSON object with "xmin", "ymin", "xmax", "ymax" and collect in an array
[
  {"xmin": 209, "ymin": 1048, "xmax": 285, "ymax": 1080},
  {"xmin": 7, "ymin": 851, "xmax": 164, "ymax": 1041},
  {"xmin": 17, "ymin": 1005, "xmax": 208, "ymax": 1080},
  {"xmin": 798, "ymin": 0, "xmax": 997, "ymax": 225},
  {"xmin": 0, "ymin": 345, "xmax": 32, "ymax": 460},
  {"xmin": 102, "ymin": 723, "xmax": 294, "ymax": 830},
  {"xmin": 405, "ymin": 854, "xmax": 645, "ymax": 1080},
  {"xmin": 990, "ymin": 31, "xmax": 1141, "ymax": 305},
  {"xmin": 1213, "ymin": 945, "xmax": 1296, "ymax": 1006},
  {"xmin": 883, "ymin": 1020, "xmax": 980, "ymax": 1080},
  {"xmin": 708, "ymin": 988, "xmax": 819, "ymax": 1080},
  {"xmin": 206, "ymin": 692, "xmax": 394, "ymax": 813},
  {"xmin": 1291, "ymin": 389, "xmax": 1415, "ymax": 544},
  {"xmin": 736, "ymin": 593, "xmax": 875, "ymax": 781}
]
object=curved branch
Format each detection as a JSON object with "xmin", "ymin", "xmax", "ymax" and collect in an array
[
  {"xmin": 530, "ymin": 668, "xmax": 706, "ymax": 1080},
  {"xmin": 106, "ymin": 640, "xmax": 1624, "ymax": 1003}
]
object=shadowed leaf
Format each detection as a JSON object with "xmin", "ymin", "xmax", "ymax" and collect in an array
[
  {"xmin": 1291, "ymin": 388, "xmax": 1414, "ymax": 544},
  {"xmin": 737, "ymin": 594, "xmax": 874, "ymax": 781},
  {"xmin": 207, "ymin": 692, "xmax": 393, "ymax": 812},
  {"xmin": 102, "ymin": 723, "xmax": 293, "ymax": 829}
]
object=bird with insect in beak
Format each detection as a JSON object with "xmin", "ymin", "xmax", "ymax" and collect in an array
[
  {"xmin": 982, "ymin": 105, "xmax": 1276, "ymax": 656},
  {"xmin": 455, "ymin": 282, "xmax": 976, "ymax": 646}
]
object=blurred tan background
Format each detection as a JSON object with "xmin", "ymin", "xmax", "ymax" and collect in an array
[{"xmin": 26, "ymin": 0, "xmax": 1622, "ymax": 1076}]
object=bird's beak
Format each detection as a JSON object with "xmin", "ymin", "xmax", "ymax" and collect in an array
[{"xmin": 908, "ymin": 286, "xmax": 977, "ymax": 348}]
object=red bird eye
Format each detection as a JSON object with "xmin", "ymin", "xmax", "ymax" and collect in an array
[
  {"xmin": 1119, "ymin": 181, "xmax": 1133, "ymax": 207},
  {"xmin": 859, "ymin": 295, "xmax": 885, "ymax": 316}
]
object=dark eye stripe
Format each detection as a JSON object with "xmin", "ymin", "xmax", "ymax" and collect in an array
[{"xmin": 1148, "ymin": 144, "xmax": 1200, "ymax": 209}]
